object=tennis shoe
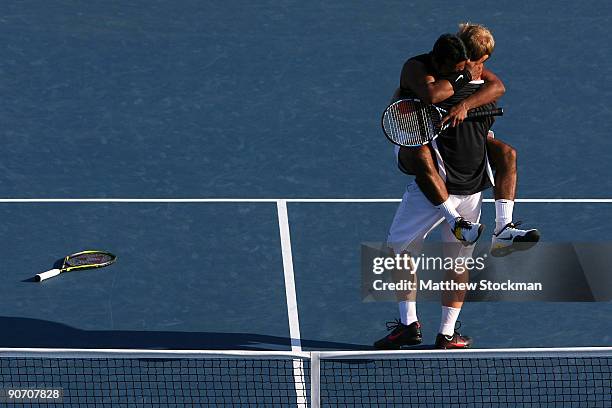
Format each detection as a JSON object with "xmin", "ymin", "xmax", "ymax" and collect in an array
[
  {"xmin": 491, "ymin": 221, "xmax": 540, "ymax": 257},
  {"xmin": 451, "ymin": 217, "xmax": 484, "ymax": 246},
  {"xmin": 435, "ymin": 322, "xmax": 473, "ymax": 349},
  {"xmin": 374, "ymin": 320, "xmax": 422, "ymax": 350}
]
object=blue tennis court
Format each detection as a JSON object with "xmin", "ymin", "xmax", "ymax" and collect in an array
[
  {"xmin": 2, "ymin": 0, "xmax": 612, "ymax": 349},
  {"xmin": 1, "ymin": 1, "xmax": 611, "ymax": 406}
]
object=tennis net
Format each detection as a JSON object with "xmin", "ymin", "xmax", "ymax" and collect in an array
[{"xmin": 1, "ymin": 347, "xmax": 610, "ymax": 407}]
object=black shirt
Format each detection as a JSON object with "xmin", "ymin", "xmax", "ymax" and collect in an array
[
  {"xmin": 435, "ymin": 83, "xmax": 495, "ymax": 195},
  {"xmin": 397, "ymin": 54, "xmax": 494, "ymax": 195}
]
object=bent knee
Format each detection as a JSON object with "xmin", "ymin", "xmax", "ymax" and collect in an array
[
  {"xmin": 488, "ymin": 139, "xmax": 516, "ymax": 167},
  {"xmin": 504, "ymin": 145, "xmax": 517, "ymax": 165}
]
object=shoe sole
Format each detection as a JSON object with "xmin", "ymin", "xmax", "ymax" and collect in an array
[
  {"xmin": 435, "ymin": 343, "xmax": 473, "ymax": 349},
  {"xmin": 490, "ymin": 230, "xmax": 541, "ymax": 257},
  {"xmin": 434, "ymin": 340, "xmax": 473, "ymax": 349}
]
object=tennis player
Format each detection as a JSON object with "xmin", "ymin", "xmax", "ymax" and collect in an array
[
  {"xmin": 396, "ymin": 23, "xmax": 539, "ymax": 256},
  {"xmin": 375, "ymin": 34, "xmax": 496, "ymax": 349}
]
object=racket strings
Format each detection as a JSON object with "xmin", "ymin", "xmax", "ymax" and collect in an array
[
  {"xmin": 66, "ymin": 253, "xmax": 114, "ymax": 267},
  {"xmin": 383, "ymin": 102, "xmax": 439, "ymax": 146}
]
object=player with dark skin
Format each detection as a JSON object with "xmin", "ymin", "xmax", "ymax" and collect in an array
[{"xmin": 377, "ymin": 34, "xmax": 498, "ymax": 350}]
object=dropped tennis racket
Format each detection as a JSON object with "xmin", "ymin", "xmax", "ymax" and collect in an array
[
  {"xmin": 381, "ymin": 98, "xmax": 503, "ymax": 147},
  {"xmin": 35, "ymin": 250, "xmax": 117, "ymax": 282}
]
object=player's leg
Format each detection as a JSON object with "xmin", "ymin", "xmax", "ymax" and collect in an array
[
  {"xmin": 398, "ymin": 146, "xmax": 483, "ymax": 245},
  {"xmin": 435, "ymin": 192, "xmax": 483, "ymax": 349},
  {"xmin": 486, "ymin": 136, "xmax": 540, "ymax": 256},
  {"xmin": 374, "ymin": 182, "xmax": 443, "ymax": 350},
  {"xmin": 398, "ymin": 145, "xmax": 448, "ymax": 205},
  {"xmin": 373, "ymin": 241, "xmax": 424, "ymax": 350},
  {"xmin": 488, "ymin": 136, "xmax": 517, "ymax": 201}
]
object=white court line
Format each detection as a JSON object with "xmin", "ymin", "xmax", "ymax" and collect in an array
[
  {"xmin": 276, "ymin": 200, "xmax": 307, "ymax": 406},
  {"xmin": 276, "ymin": 200, "xmax": 303, "ymax": 351},
  {"xmin": 1, "ymin": 198, "xmax": 612, "ymax": 203}
]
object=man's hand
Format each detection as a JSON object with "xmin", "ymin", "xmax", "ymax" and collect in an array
[{"xmin": 441, "ymin": 102, "xmax": 469, "ymax": 128}]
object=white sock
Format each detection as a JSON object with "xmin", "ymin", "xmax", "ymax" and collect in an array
[
  {"xmin": 495, "ymin": 199, "xmax": 514, "ymax": 234},
  {"xmin": 439, "ymin": 306, "xmax": 461, "ymax": 336},
  {"xmin": 399, "ymin": 301, "xmax": 418, "ymax": 326},
  {"xmin": 437, "ymin": 198, "xmax": 461, "ymax": 228}
]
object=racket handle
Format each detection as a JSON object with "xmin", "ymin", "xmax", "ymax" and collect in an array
[
  {"xmin": 467, "ymin": 107, "xmax": 504, "ymax": 118},
  {"xmin": 36, "ymin": 269, "xmax": 61, "ymax": 282}
]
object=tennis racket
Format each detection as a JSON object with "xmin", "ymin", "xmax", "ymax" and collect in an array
[
  {"xmin": 35, "ymin": 250, "xmax": 117, "ymax": 282},
  {"xmin": 382, "ymin": 98, "xmax": 503, "ymax": 147}
]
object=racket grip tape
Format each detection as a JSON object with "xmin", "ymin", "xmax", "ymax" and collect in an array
[
  {"xmin": 35, "ymin": 269, "xmax": 61, "ymax": 282},
  {"xmin": 467, "ymin": 108, "xmax": 504, "ymax": 118}
]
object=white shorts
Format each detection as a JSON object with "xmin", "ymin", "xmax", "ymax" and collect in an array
[{"xmin": 387, "ymin": 181, "xmax": 483, "ymax": 257}]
